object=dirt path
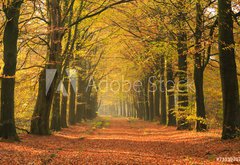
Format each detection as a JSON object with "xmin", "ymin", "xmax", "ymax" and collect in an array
[{"xmin": 0, "ymin": 118, "xmax": 239, "ymax": 164}]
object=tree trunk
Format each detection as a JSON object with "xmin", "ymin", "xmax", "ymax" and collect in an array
[
  {"xmin": 127, "ymin": 100, "xmax": 130, "ymax": 117},
  {"xmin": 133, "ymin": 94, "xmax": 140, "ymax": 118},
  {"xmin": 69, "ymin": 76, "xmax": 76, "ymax": 125},
  {"xmin": 136, "ymin": 85, "xmax": 145, "ymax": 119},
  {"xmin": 89, "ymin": 92, "xmax": 98, "ymax": 120},
  {"xmin": 50, "ymin": 91, "xmax": 61, "ymax": 131},
  {"xmin": 149, "ymin": 76, "xmax": 154, "ymax": 121},
  {"xmin": 133, "ymin": 96, "xmax": 138, "ymax": 118},
  {"xmin": 30, "ymin": 0, "xmax": 62, "ymax": 135},
  {"xmin": 0, "ymin": 1, "xmax": 23, "ymax": 141},
  {"xmin": 218, "ymin": 0, "xmax": 240, "ymax": 139},
  {"xmin": 61, "ymin": 76, "xmax": 69, "ymax": 128},
  {"xmin": 119, "ymin": 99, "xmax": 123, "ymax": 117},
  {"xmin": 140, "ymin": 85, "xmax": 146, "ymax": 119},
  {"xmin": 167, "ymin": 60, "xmax": 176, "ymax": 126},
  {"xmin": 177, "ymin": 31, "xmax": 190, "ymax": 130},
  {"xmin": 31, "ymin": 70, "xmax": 54, "ymax": 135},
  {"xmin": 194, "ymin": 69, "xmax": 207, "ymax": 131},
  {"xmin": 123, "ymin": 100, "xmax": 126, "ymax": 117},
  {"xmin": 154, "ymin": 80, "xmax": 160, "ymax": 119},
  {"xmin": 144, "ymin": 77, "xmax": 150, "ymax": 121},
  {"xmin": 160, "ymin": 56, "xmax": 167, "ymax": 125},
  {"xmin": 194, "ymin": 2, "xmax": 207, "ymax": 132},
  {"xmin": 76, "ymin": 77, "xmax": 86, "ymax": 123},
  {"xmin": 85, "ymin": 89, "xmax": 92, "ymax": 120}
]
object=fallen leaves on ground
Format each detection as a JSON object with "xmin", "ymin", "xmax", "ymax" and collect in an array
[{"xmin": 0, "ymin": 118, "xmax": 240, "ymax": 165}]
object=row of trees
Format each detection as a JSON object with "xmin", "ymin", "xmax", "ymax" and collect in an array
[
  {"xmin": 0, "ymin": 0, "xmax": 239, "ymax": 141},
  {"xmin": 0, "ymin": 0, "xmax": 132, "ymax": 141},
  {"xmin": 99, "ymin": 0, "xmax": 240, "ymax": 140}
]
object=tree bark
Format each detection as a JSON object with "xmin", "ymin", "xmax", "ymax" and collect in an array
[
  {"xmin": 123, "ymin": 100, "xmax": 126, "ymax": 117},
  {"xmin": 144, "ymin": 77, "xmax": 150, "ymax": 121},
  {"xmin": 0, "ymin": 0, "xmax": 22, "ymax": 140},
  {"xmin": 69, "ymin": 75, "xmax": 76, "ymax": 125},
  {"xmin": 76, "ymin": 75, "xmax": 86, "ymax": 123},
  {"xmin": 137, "ymin": 85, "xmax": 145, "ymax": 119},
  {"xmin": 31, "ymin": 0, "xmax": 62, "ymax": 135},
  {"xmin": 154, "ymin": 80, "xmax": 160, "ymax": 119},
  {"xmin": 167, "ymin": 60, "xmax": 176, "ymax": 126},
  {"xmin": 51, "ymin": 91, "xmax": 61, "ymax": 131},
  {"xmin": 119, "ymin": 99, "xmax": 123, "ymax": 117},
  {"xmin": 160, "ymin": 56, "xmax": 167, "ymax": 125},
  {"xmin": 61, "ymin": 76, "xmax": 69, "ymax": 128},
  {"xmin": 133, "ymin": 94, "xmax": 140, "ymax": 118},
  {"xmin": 194, "ymin": 2, "xmax": 207, "ymax": 132},
  {"xmin": 177, "ymin": 31, "xmax": 190, "ymax": 130},
  {"xmin": 218, "ymin": 0, "xmax": 240, "ymax": 139},
  {"xmin": 149, "ymin": 76, "xmax": 154, "ymax": 121}
]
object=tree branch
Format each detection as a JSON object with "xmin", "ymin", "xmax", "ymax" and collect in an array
[{"xmin": 69, "ymin": 0, "xmax": 134, "ymax": 28}]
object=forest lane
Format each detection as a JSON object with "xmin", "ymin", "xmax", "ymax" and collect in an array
[{"xmin": 0, "ymin": 118, "xmax": 239, "ymax": 164}]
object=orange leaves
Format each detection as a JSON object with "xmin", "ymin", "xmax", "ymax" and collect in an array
[{"xmin": 0, "ymin": 118, "xmax": 239, "ymax": 164}]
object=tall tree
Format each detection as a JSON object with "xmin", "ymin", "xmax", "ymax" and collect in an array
[
  {"xmin": 194, "ymin": 1, "xmax": 207, "ymax": 131},
  {"xmin": 160, "ymin": 55, "xmax": 167, "ymax": 125},
  {"xmin": 0, "ymin": 0, "xmax": 23, "ymax": 141},
  {"xmin": 154, "ymin": 80, "xmax": 160, "ymax": 119},
  {"xmin": 51, "ymin": 90, "xmax": 61, "ymax": 131},
  {"xmin": 149, "ymin": 75, "xmax": 155, "ymax": 121},
  {"xmin": 218, "ymin": 0, "xmax": 240, "ymax": 139},
  {"xmin": 30, "ymin": 0, "xmax": 133, "ymax": 135},
  {"xmin": 76, "ymin": 76, "xmax": 85, "ymax": 123},
  {"xmin": 144, "ymin": 77, "xmax": 150, "ymax": 121},
  {"xmin": 68, "ymin": 69, "xmax": 77, "ymax": 125},
  {"xmin": 61, "ymin": 74, "xmax": 69, "ymax": 128},
  {"xmin": 167, "ymin": 58, "xmax": 176, "ymax": 126},
  {"xmin": 177, "ymin": 29, "xmax": 190, "ymax": 130},
  {"xmin": 31, "ymin": 0, "xmax": 62, "ymax": 135}
]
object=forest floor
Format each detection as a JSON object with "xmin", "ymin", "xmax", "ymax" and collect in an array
[{"xmin": 0, "ymin": 118, "xmax": 240, "ymax": 165}]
